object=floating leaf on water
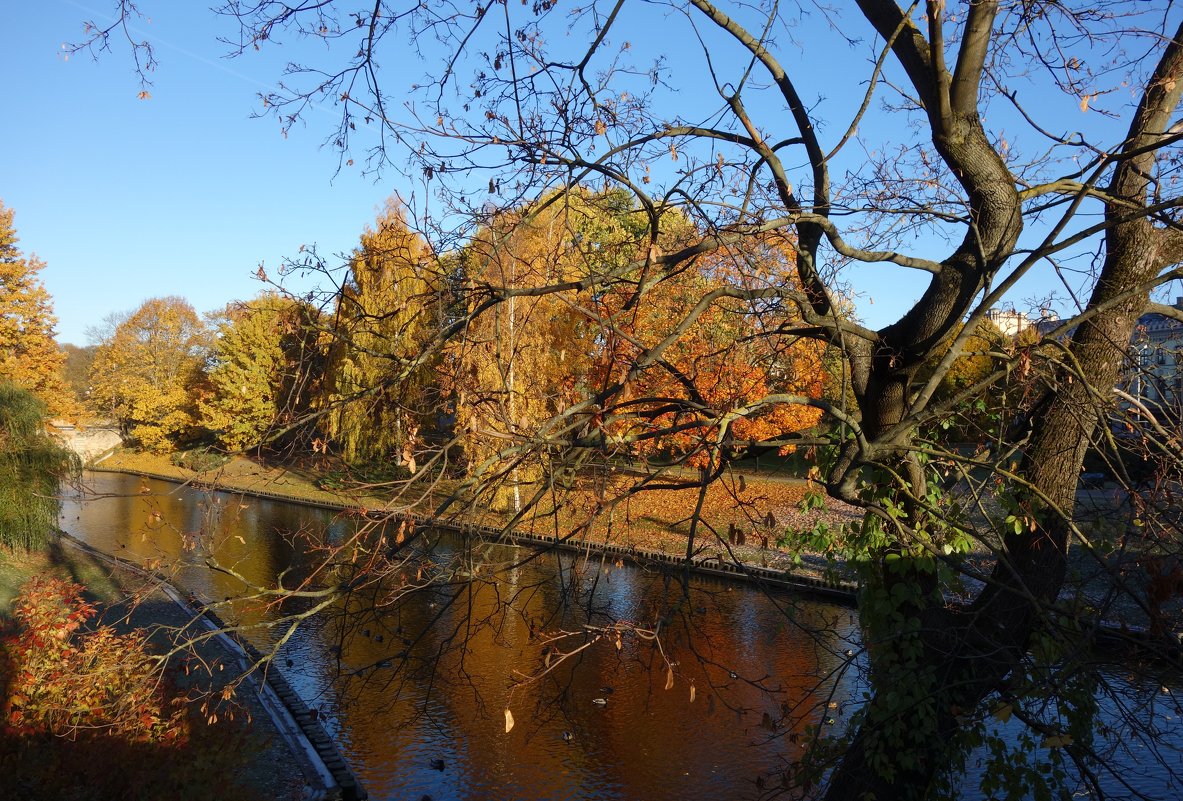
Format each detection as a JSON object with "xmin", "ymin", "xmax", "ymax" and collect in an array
[{"xmin": 504, "ymin": 708, "xmax": 514, "ymax": 733}]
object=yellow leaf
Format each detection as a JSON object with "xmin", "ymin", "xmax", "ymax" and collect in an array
[
  {"xmin": 1041, "ymin": 733, "xmax": 1073, "ymax": 748},
  {"xmin": 664, "ymin": 666, "xmax": 674, "ymax": 691},
  {"xmin": 689, "ymin": 684, "xmax": 696, "ymax": 703},
  {"xmin": 504, "ymin": 708, "xmax": 515, "ymax": 733},
  {"xmin": 1080, "ymin": 94, "xmax": 1091, "ymax": 112},
  {"xmin": 992, "ymin": 702, "xmax": 1012, "ymax": 723}
]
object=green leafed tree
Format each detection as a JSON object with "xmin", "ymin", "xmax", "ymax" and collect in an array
[
  {"xmin": 201, "ymin": 294, "xmax": 326, "ymax": 452},
  {"xmin": 0, "ymin": 201, "xmax": 73, "ymax": 419},
  {"xmin": 88, "ymin": 296, "xmax": 210, "ymax": 452},
  {"xmin": 324, "ymin": 199, "xmax": 444, "ymax": 468},
  {"xmin": 60, "ymin": 343, "xmax": 97, "ymax": 408},
  {"xmin": 0, "ymin": 382, "xmax": 79, "ymax": 550}
]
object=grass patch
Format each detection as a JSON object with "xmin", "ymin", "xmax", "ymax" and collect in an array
[{"xmin": 170, "ymin": 446, "xmax": 232, "ymax": 473}]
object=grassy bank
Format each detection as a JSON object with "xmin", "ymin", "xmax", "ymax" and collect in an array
[
  {"xmin": 96, "ymin": 449, "xmax": 863, "ymax": 574},
  {"xmin": 0, "ymin": 542, "xmax": 121, "ymax": 616},
  {"xmin": 93, "ymin": 449, "xmax": 1171, "ymax": 633}
]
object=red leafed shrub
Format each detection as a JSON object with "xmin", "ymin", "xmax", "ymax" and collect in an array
[
  {"xmin": 0, "ymin": 576, "xmax": 187, "ymax": 743},
  {"xmin": 0, "ymin": 577, "xmax": 264, "ymax": 801}
]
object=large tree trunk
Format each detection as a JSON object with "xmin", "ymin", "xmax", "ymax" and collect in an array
[
  {"xmin": 822, "ymin": 243, "xmax": 1163, "ymax": 801},
  {"xmin": 822, "ymin": 17, "xmax": 1183, "ymax": 798}
]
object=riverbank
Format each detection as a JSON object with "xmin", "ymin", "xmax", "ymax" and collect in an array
[
  {"xmin": 95, "ymin": 450, "xmax": 863, "ymax": 579},
  {"xmin": 91, "ymin": 449, "xmax": 1178, "ymax": 642},
  {"xmin": 0, "ymin": 543, "xmax": 309, "ymax": 800}
]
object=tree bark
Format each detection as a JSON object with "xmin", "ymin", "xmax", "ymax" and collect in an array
[{"xmin": 822, "ymin": 14, "xmax": 1183, "ymax": 800}]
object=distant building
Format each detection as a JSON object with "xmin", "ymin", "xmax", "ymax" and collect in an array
[
  {"xmin": 984, "ymin": 307, "xmax": 1034, "ymax": 337},
  {"xmin": 1128, "ymin": 297, "xmax": 1183, "ymax": 423},
  {"xmin": 977, "ymin": 299, "xmax": 1182, "ymax": 429}
]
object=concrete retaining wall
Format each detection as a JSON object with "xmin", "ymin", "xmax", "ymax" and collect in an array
[{"xmin": 50, "ymin": 423, "xmax": 123, "ymax": 464}]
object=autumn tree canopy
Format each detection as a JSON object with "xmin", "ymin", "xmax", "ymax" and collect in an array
[
  {"xmin": 201, "ymin": 293, "xmax": 326, "ymax": 452},
  {"xmin": 71, "ymin": 2, "xmax": 1183, "ymax": 798},
  {"xmin": 89, "ymin": 296, "xmax": 210, "ymax": 451},
  {"xmin": 593, "ymin": 231, "xmax": 827, "ymax": 463},
  {"xmin": 445, "ymin": 190, "xmax": 632, "ymax": 508},
  {"xmin": 0, "ymin": 201, "xmax": 72, "ymax": 419},
  {"xmin": 323, "ymin": 200, "xmax": 444, "ymax": 468}
]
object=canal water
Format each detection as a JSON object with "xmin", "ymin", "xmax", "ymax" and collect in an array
[{"xmin": 60, "ymin": 472, "xmax": 864, "ymax": 800}]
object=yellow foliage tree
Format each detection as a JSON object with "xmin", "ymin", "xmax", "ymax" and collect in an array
[
  {"xmin": 927, "ymin": 318, "xmax": 1009, "ymax": 441},
  {"xmin": 325, "ymin": 199, "xmax": 443, "ymax": 468},
  {"xmin": 0, "ymin": 201, "xmax": 73, "ymax": 419},
  {"xmin": 88, "ymin": 297, "xmax": 210, "ymax": 452},
  {"xmin": 446, "ymin": 189, "xmax": 679, "ymax": 509}
]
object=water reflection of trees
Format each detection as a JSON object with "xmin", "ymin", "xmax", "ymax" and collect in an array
[
  {"xmin": 72, "ymin": 473, "xmax": 1183, "ymax": 800},
  {"xmin": 65, "ymin": 473, "xmax": 870, "ymax": 799},
  {"xmin": 291, "ymin": 530, "xmax": 864, "ymax": 800},
  {"xmin": 63, "ymin": 442, "xmax": 878, "ymax": 796}
]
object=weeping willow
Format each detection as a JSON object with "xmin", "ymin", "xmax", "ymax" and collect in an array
[{"xmin": 0, "ymin": 381, "xmax": 79, "ymax": 550}]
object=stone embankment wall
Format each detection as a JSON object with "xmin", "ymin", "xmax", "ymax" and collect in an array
[
  {"xmin": 49, "ymin": 423, "xmax": 123, "ymax": 464},
  {"xmin": 57, "ymin": 531, "xmax": 366, "ymax": 801}
]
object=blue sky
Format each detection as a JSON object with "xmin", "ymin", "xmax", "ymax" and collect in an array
[
  {"xmin": 4, "ymin": 2, "xmax": 399, "ymax": 344},
  {"xmin": 4, "ymin": 2, "xmax": 1162, "ymax": 346}
]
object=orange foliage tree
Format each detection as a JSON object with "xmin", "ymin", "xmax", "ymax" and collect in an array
[
  {"xmin": 0, "ymin": 576, "xmax": 261, "ymax": 800},
  {"xmin": 593, "ymin": 233, "xmax": 826, "ymax": 465}
]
